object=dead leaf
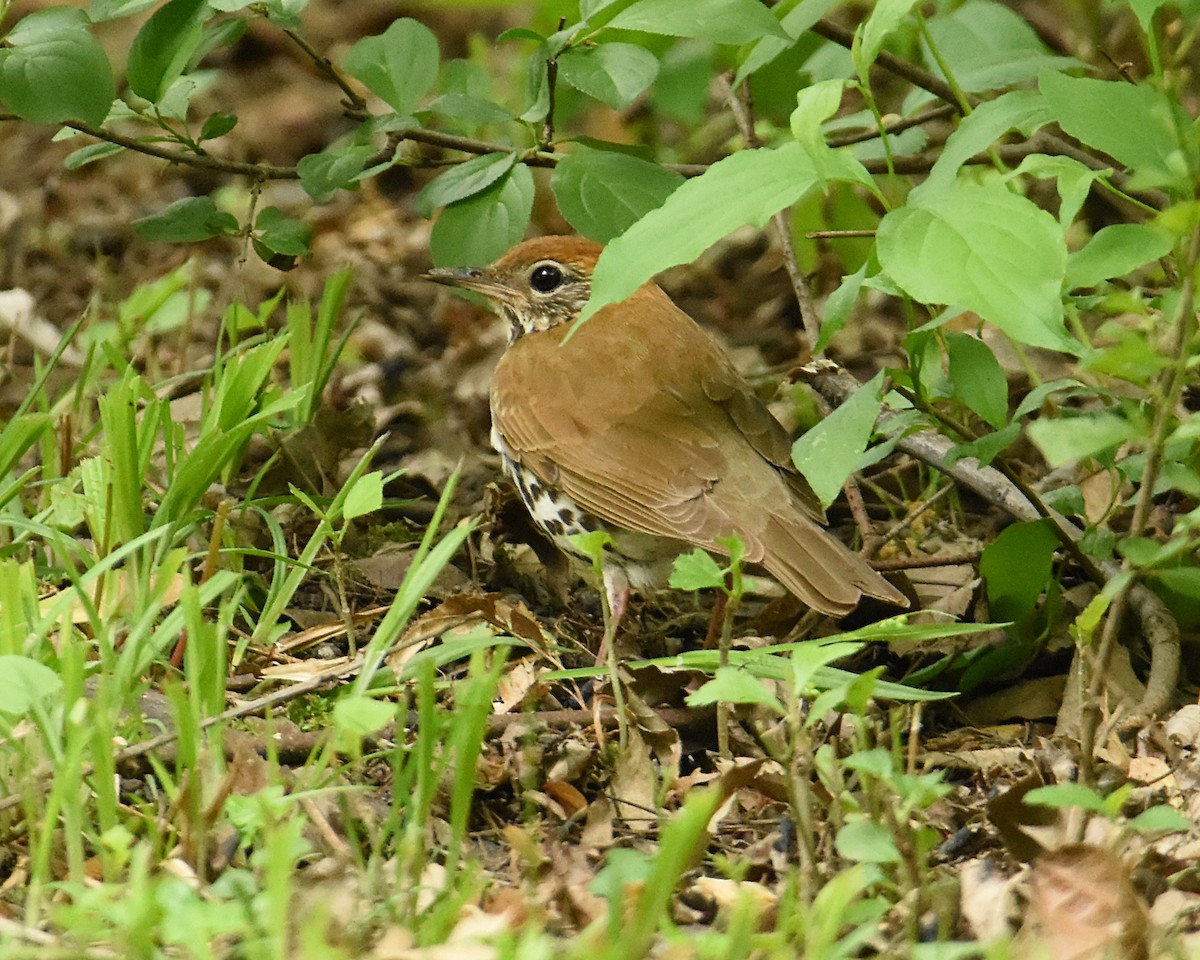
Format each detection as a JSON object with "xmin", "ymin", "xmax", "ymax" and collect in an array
[{"xmin": 1017, "ymin": 845, "xmax": 1148, "ymax": 960}]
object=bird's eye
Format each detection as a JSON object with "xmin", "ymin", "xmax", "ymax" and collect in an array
[{"xmin": 529, "ymin": 263, "xmax": 565, "ymax": 293}]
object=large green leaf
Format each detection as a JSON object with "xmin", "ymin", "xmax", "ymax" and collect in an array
[
  {"xmin": 1066, "ymin": 223, "xmax": 1174, "ymax": 289},
  {"xmin": 343, "ymin": 18, "xmax": 439, "ymax": 114},
  {"xmin": 558, "ymin": 42, "xmax": 658, "ymax": 110},
  {"xmin": 606, "ymin": 0, "xmax": 787, "ymax": 43},
  {"xmin": 551, "ymin": 147, "xmax": 683, "ymax": 242},
  {"xmin": 415, "ymin": 152, "xmax": 516, "ymax": 218},
  {"xmin": 792, "ymin": 372, "xmax": 885, "ymax": 508},
  {"xmin": 126, "ymin": 0, "xmax": 208, "ymax": 102},
  {"xmin": 1039, "ymin": 71, "xmax": 1198, "ymax": 193},
  {"xmin": 876, "ymin": 181, "xmax": 1073, "ymax": 351},
  {"xmin": 580, "ymin": 142, "xmax": 821, "ymax": 322},
  {"xmin": 0, "ymin": 8, "xmax": 115, "ymax": 126},
  {"xmin": 430, "ymin": 165, "xmax": 534, "ymax": 267}
]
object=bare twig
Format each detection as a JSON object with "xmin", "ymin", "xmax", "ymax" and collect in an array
[{"xmin": 716, "ymin": 73, "xmax": 821, "ymax": 349}]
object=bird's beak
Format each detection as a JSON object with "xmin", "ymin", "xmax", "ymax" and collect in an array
[{"xmin": 422, "ymin": 266, "xmax": 513, "ymax": 301}]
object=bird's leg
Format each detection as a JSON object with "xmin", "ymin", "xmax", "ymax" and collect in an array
[{"xmin": 600, "ymin": 564, "xmax": 630, "ymax": 749}]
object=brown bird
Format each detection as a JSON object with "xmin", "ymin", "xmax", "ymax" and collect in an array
[{"xmin": 425, "ymin": 236, "xmax": 907, "ymax": 626}]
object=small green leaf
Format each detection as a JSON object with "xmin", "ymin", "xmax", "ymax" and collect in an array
[
  {"xmin": 1023, "ymin": 783, "xmax": 1108, "ymax": 812},
  {"xmin": 816, "ymin": 263, "xmax": 867, "ymax": 353},
  {"xmin": 343, "ymin": 18, "xmax": 439, "ymax": 114},
  {"xmin": 296, "ymin": 145, "xmax": 374, "ymax": 203},
  {"xmin": 199, "ymin": 111, "xmax": 238, "ymax": 141},
  {"xmin": 854, "ymin": 0, "xmax": 920, "ymax": 78},
  {"xmin": 686, "ymin": 667, "xmax": 784, "ymax": 713},
  {"xmin": 836, "ymin": 817, "xmax": 901, "ymax": 863},
  {"xmin": 946, "ymin": 333, "xmax": 1008, "ymax": 429},
  {"xmin": 343, "ymin": 471, "xmax": 383, "ymax": 521},
  {"xmin": 1153, "ymin": 567, "xmax": 1200, "ymax": 601},
  {"xmin": 566, "ymin": 530, "xmax": 613, "ymax": 565},
  {"xmin": 792, "ymin": 372, "xmax": 885, "ymax": 508},
  {"xmin": 126, "ymin": 0, "xmax": 208, "ymax": 102},
  {"xmin": 607, "ymin": 0, "xmax": 788, "ymax": 43},
  {"xmin": 980, "ymin": 520, "xmax": 1059, "ymax": 625},
  {"xmin": 0, "ymin": 8, "xmax": 116, "ymax": 126},
  {"xmin": 415, "ymin": 152, "xmax": 516, "ymax": 218},
  {"xmin": 0, "ymin": 655, "xmax": 63, "ymax": 716},
  {"xmin": 1066, "ymin": 223, "xmax": 1174, "ymax": 288},
  {"xmin": 877, "ymin": 181, "xmax": 1073, "ymax": 351},
  {"xmin": 333, "ymin": 695, "xmax": 395, "ymax": 738},
  {"xmin": 669, "ymin": 549, "xmax": 726, "ymax": 591},
  {"xmin": 1127, "ymin": 805, "xmax": 1190, "ymax": 833},
  {"xmin": 430, "ymin": 164, "xmax": 534, "ymax": 267},
  {"xmin": 64, "ymin": 141, "xmax": 125, "ymax": 169},
  {"xmin": 557, "ymin": 42, "xmax": 658, "ymax": 110},
  {"xmin": 1026, "ymin": 411, "xmax": 1141, "ymax": 467},
  {"xmin": 551, "ymin": 147, "xmax": 684, "ymax": 242},
  {"xmin": 254, "ymin": 206, "xmax": 312, "ymax": 257},
  {"xmin": 133, "ymin": 196, "xmax": 239, "ymax": 242}
]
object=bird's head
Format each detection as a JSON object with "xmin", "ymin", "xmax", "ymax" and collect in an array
[{"xmin": 423, "ymin": 236, "xmax": 602, "ymax": 342}]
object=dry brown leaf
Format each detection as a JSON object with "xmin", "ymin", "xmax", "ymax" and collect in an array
[
  {"xmin": 610, "ymin": 722, "xmax": 657, "ymax": 833},
  {"xmin": 959, "ymin": 858, "xmax": 1019, "ymax": 941},
  {"xmin": 1017, "ymin": 845, "xmax": 1148, "ymax": 960}
]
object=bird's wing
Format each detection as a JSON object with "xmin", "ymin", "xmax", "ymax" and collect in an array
[{"xmin": 491, "ymin": 290, "xmax": 804, "ymax": 553}]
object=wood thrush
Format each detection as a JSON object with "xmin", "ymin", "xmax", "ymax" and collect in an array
[{"xmin": 425, "ymin": 236, "xmax": 908, "ymax": 625}]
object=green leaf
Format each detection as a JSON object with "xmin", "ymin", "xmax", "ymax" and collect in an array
[
  {"xmin": 922, "ymin": 0, "xmax": 1080, "ymax": 94},
  {"xmin": 926, "ymin": 90, "xmax": 1054, "ymax": 190},
  {"xmin": 854, "ymin": 0, "xmax": 920, "ymax": 79},
  {"xmin": 430, "ymin": 164, "xmax": 534, "ymax": 268},
  {"xmin": 792, "ymin": 371, "xmax": 885, "ymax": 509},
  {"xmin": 126, "ymin": 0, "xmax": 208, "ymax": 103},
  {"xmin": 427, "ymin": 93, "xmax": 513, "ymax": 126},
  {"xmin": 133, "ymin": 196, "xmax": 239, "ymax": 243},
  {"xmin": 669, "ymin": 549, "xmax": 726, "ymax": 591},
  {"xmin": 836, "ymin": 817, "xmax": 901, "ymax": 863},
  {"xmin": 580, "ymin": 142, "xmax": 823, "ymax": 323},
  {"xmin": 0, "ymin": 655, "xmax": 63, "ymax": 716},
  {"xmin": 64, "ymin": 141, "xmax": 125, "ymax": 169},
  {"xmin": 566, "ymin": 530, "xmax": 613, "ymax": 566},
  {"xmin": 816, "ymin": 263, "xmax": 867, "ymax": 353},
  {"xmin": 686, "ymin": 667, "xmax": 784, "ymax": 713},
  {"xmin": 1023, "ymin": 783, "xmax": 1108, "ymax": 812},
  {"xmin": 1127, "ymin": 804, "xmax": 1191, "ymax": 833},
  {"xmin": 343, "ymin": 18, "xmax": 439, "ymax": 114},
  {"xmin": 558, "ymin": 42, "xmax": 658, "ymax": 110},
  {"xmin": 296, "ymin": 144, "xmax": 374, "ymax": 203},
  {"xmin": 1026, "ymin": 411, "xmax": 1141, "ymax": 467},
  {"xmin": 877, "ymin": 181, "xmax": 1073, "ymax": 351},
  {"xmin": 607, "ymin": 0, "xmax": 788, "ymax": 43},
  {"xmin": 199, "ymin": 111, "xmax": 237, "ymax": 141},
  {"xmin": 979, "ymin": 520, "xmax": 1059, "ymax": 625},
  {"xmin": 946, "ymin": 333, "xmax": 1008, "ymax": 429},
  {"xmin": 1066, "ymin": 223, "xmax": 1174, "ymax": 288},
  {"xmin": 1039, "ymin": 71, "xmax": 1198, "ymax": 192},
  {"xmin": 551, "ymin": 147, "xmax": 684, "ymax": 242},
  {"xmin": 1153, "ymin": 567, "xmax": 1200, "ymax": 600},
  {"xmin": 736, "ymin": 0, "xmax": 839, "ymax": 85},
  {"xmin": 0, "ymin": 8, "xmax": 116, "ymax": 126},
  {"xmin": 333, "ymin": 695, "xmax": 394, "ymax": 738},
  {"xmin": 343, "ymin": 471, "xmax": 383, "ymax": 521},
  {"xmin": 415, "ymin": 152, "xmax": 516, "ymax": 218},
  {"xmin": 254, "ymin": 206, "xmax": 311, "ymax": 256}
]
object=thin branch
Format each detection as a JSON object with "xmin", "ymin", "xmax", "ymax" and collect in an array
[
  {"xmin": 716, "ymin": 72, "xmax": 820, "ymax": 349},
  {"xmin": 801, "ymin": 361, "xmax": 1180, "ymax": 723},
  {"xmin": 282, "ymin": 25, "xmax": 367, "ymax": 112}
]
